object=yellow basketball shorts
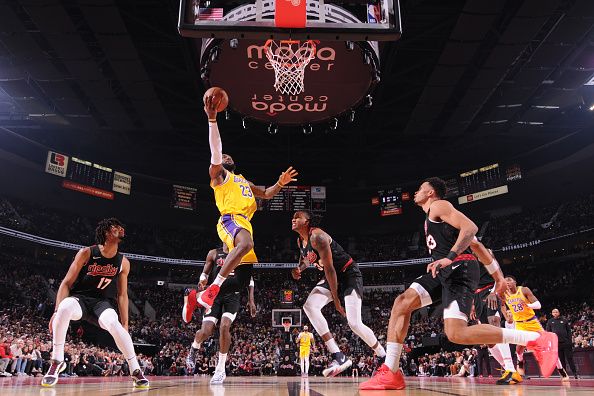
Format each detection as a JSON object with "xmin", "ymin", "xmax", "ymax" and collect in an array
[
  {"xmin": 515, "ymin": 319, "xmax": 543, "ymax": 333},
  {"xmin": 216, "ymin": 214, "xmax": 258, "ymax": 264},
  {"xmin": 299, "ymin": 348, "xmax": 311, "ymax": 359}
]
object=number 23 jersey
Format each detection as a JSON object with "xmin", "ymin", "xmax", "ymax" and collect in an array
[
  {"xmin": 211, "ymin": 172, "xmax": 257, "ymax": 220},
  {"xmin": 70, "ymin": 245, "xmax": 123, "ymax": 299}
]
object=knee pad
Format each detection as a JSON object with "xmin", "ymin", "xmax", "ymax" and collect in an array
[
  {"xmin": 98, "ymin": 308, "xmax": 120, "ymax": 331},
  {"xmin": 57, "ymin": 297, "xmax": 83, "ymax": 321}
]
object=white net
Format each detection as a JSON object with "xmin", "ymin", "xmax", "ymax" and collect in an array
[{"xmin": 264, "ymin": 40, "xmax": 317, "ymax": 95}]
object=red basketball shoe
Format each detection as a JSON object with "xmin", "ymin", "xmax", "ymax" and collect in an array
[
  {"xmin": 197, "ymin": 284, "xmax": 220, "ymax": 313},
  {"xmin": 526, "ymin": 331, "xmax": 558, "ymax": 378},
  {"xmin": 359, "ymin": 364, "xmax": 406, "ymax": 390}
]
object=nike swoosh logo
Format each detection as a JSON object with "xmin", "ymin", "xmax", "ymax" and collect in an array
[
  {"xmin": 92, "ymin": 256, "xmax": 101, "ymax": 259},
  {"xmin": 451, "ymin": 264, "xmax": 461, "ymax": 270}
]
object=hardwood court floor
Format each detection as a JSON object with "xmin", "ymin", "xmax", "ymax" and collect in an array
[{"xmin": 0, "ymin": 375, "xmax": 592, "ymax": 395}]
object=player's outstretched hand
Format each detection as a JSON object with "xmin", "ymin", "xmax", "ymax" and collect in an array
[
  {"xmin": 278, "ymin": 166, "xmax": 298, "ymax": 186},
  {"xmin": 487, "ymin": 292, "xmax": 499, "ymax": 310},
  {"xmin": 494, "ymin": 280, "xmax": 510, "ymax": 301},
  {"xmin": 426, "ymin": 258, "xmax": 452, "ymax": 278},
  {"xmin": 204, "ymin": 94, "xmax": 221, "ymax": 121},
  {"xmin": 291, "ymin": 267, "xmax": 302, "ymax": 280}
]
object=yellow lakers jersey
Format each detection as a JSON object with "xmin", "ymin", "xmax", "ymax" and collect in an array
[
  {"xmin": 299, "ymin": 332, "xmax": 313, "ymax": 349},
  {"xmin": 505, "ymin": 286, "xmax": 536, "ymax": 322},
  {"xmin": 211, "ymin": 173, "xmax": 257, "ymax": 220}
]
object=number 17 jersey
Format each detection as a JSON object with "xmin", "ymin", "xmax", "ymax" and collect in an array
[{"xmin": 70, "ymin": 245, "xmax": 123, "ymax": 299}]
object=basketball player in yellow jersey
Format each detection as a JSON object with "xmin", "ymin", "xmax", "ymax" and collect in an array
[
  {"xmin": 501, "ymin": 276, "xmax": 547, "ymax": 377},
  {"xmin": 187, "ymin": 93, "xmax": 298, "ymax": 314},
  {"xmin": 296, "ymin": 325, "xmax": 314, "ymax": 377}
]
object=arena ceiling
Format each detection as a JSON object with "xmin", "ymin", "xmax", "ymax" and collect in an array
[{"xmin": 1, "ymin": 0, "xmax": 593, "ymax": 189}]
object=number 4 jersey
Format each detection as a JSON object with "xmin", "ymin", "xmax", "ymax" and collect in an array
[{"xmin": 71, "ymin": 245, "xmax": 122, "ymax": 299}]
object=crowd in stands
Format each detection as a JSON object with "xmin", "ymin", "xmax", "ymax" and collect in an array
[
  {"xmin": 0, "ymin": 191, "xmax": 593, "ymax": 379},
  {"xmin": 1, "ymin": 193, "xmax": 593, "ymax": 262}
]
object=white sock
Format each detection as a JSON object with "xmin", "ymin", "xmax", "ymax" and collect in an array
[
  {"xmin": 498, "ymin": 343, "xmax": 516, "ymax": 372},
  {"xmin": 385, "ymin": 342, "xmax": 403, "ymax": 373},
  {"xmin": 501, "ymin": 328, "xmax": 539, "ymax": 346},
  {"xmin": 305, "ymin": 358, "xmax": 309, "ymax": 374},
  {"xmin": 127, "ymin": 356, "xmax": 141, "ymax": 373},
  {"xmin": 374, "ymin": 343, "xmax": 386, "ymax": 358},
  {"xmin": 325, "ymin": 338, "xmax": 340, "ymax": 354},
  {"xmin": 556, "ymin": 359, "xmax": 563, "ymax": 370},
  {"xmin": 300, "ymin": 358, "xmax": 305, "ymax": 373},
  {"xmin": 216, "ymin": 352, "xmax": 227, "ymax": 372},
  {"xmin": 213, "ymin": 274, "xmax": 226, "ymax": 287},
  {"xmin": 192, "ymin": 341, "xmax": 201, "ymax": 349}
]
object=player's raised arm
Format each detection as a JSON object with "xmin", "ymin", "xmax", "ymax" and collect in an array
[
  {"xmin": 206, "ymin": 95, "xmax": 226, "ymax": 183},
  {"xmin": 249, "ymin": 166, "xmax": 298, "ymax": 200}
]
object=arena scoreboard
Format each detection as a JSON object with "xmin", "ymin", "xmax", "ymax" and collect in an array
[
  {"xmin": 258, "ymin": 185, "xmax": 326, "ymax": 212},
  {"xmin": 452, "ymin": 163, "xmax": 522, "ymax": 204},
  {"xmin": 45, "ymin": 151, "xmax": 132, "ymax": 200},
  {"xmin": 378, "ymin": 188, "xmax": 402, "ymax": 216},
  {"xmin": 68, "ymin": 157, "xmax": 114, "ymax": 191}
]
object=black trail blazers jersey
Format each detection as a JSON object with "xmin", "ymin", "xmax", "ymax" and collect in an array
[
  {"xmin": 70, "ymin": 245, "xmax": 123, "ymax": 299},
  {"xmin": 298, "ymin": 228, "xmax": 353, "ymax": 273},
  {"xmin": 424, "ymin": 204, "xmax": 472, "ymax": 260}
]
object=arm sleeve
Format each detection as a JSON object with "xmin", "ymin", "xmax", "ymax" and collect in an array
[{"xmin": 209, "ymin": 122, "xmax": 223, "ymax": 165}]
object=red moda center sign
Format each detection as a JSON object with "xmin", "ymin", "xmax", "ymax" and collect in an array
[{"xmin": 200, "ymin": 39, "xmax": 379, "ymax": 125}]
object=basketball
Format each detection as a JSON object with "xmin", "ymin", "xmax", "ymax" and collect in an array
[{"xmin": 203, "ymin": 87, "xmax": 229, "ymax": 112}]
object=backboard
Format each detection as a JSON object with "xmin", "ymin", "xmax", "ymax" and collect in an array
[{"xmin": 179, "ymin": 0, "xmax": 401, "ymax": 41}]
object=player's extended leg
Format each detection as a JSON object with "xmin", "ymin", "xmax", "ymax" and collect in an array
[
  {"xmin": 302, "ymin": 288, "xmax": 351, "ymax": 377},
  {"xmin": 489, "ymin": 315, "xmax": 522, "ymax": 385},
  {"xmin": 300, "ymin": 357, "xmax": 305, "ymax": 376},
  {"xmin": 97, "ymin": 309, "xmax": 149, "ymax": 388},
  {"xmin": 443, "ymin": 317, "xmax": 557, "ymax": 378},
  {"xmin": 211, "ymin": 314, "xmax": 234, "ymax": 384},
  {"xmin": 198, "ymin": 229, "xmax": 253, "ymax": 309},
  {"xmin": 187, "ymin": 320, "xmax": 216, "ymax": 372},
  {"xmin": 41, "ymin": 297, "xmax": 82, "ymax": 387},
  {"xmin": 360, "ymin": 287, "xmax": 423, "ymax": 390},
  {"xmin": 344, "ymin": 290, "xmax": 386, "ymax": 358}
]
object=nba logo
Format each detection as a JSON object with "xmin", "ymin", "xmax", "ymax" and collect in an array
[{"xmin": 367, "ymin": 4, "xmax": 382, "ymax": 24}]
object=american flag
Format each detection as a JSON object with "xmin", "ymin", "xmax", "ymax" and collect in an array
[{"xmin": 196, "ymin": 7, "xmax": 224, "ymax": 21}]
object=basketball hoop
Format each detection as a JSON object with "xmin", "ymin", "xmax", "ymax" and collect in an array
[{"xmin": 264, "ymin": 39, "xmax": 317, "ymax": 95}]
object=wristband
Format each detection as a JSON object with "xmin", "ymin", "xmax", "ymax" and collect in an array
[
  {"xmin": 446, "ymin": 251, "xmax": 458, "ymax": 261},
  {"xmin": 484, "ymin": 258, "xmax": 500, "ymax": 275},
  {"xmin": 276, "ymin": 181, "xmax": 286, "ymax": 188},
  {"xmin": 199, "ymin": 273, "xmax": 208, "ymax": 282},
  {"xmin": 208, "ymin": 119, "xmax": 217, "ymax": 123}
]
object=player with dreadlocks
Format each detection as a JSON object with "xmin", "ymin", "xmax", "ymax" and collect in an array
[
  {"xmin": 42, "ymin": 218, "xmax": 149, "ymax": 389},
  {"xmin": 291, "ymin": 210, "xmax": 386, "ymax": 377}
]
